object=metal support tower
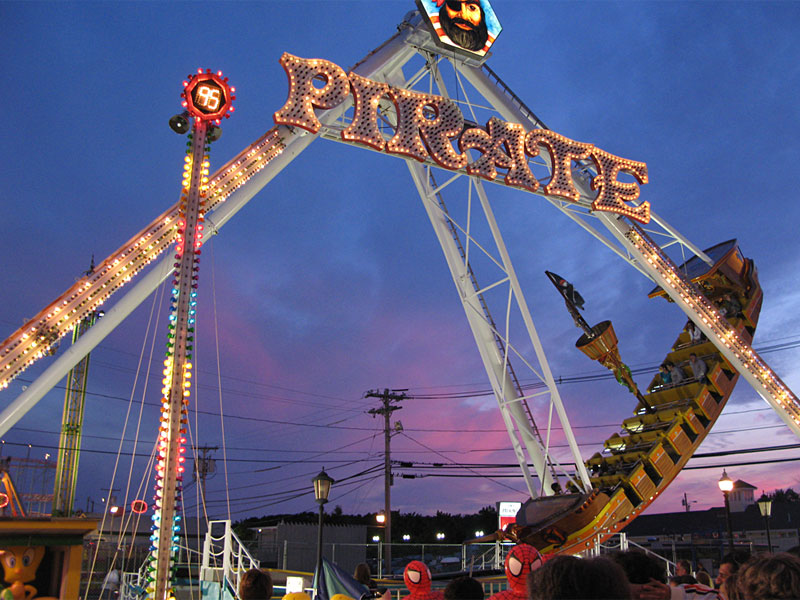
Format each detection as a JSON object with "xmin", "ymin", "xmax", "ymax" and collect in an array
[
  {"xmin": 149, "ymin": 116, "xmax": 208, "ymax": 599},
  {"xmin": 0, "ymin": 458, "xmax": 26, "ymax": 517},
  {"xmin": 52, "ymin": 305, "xmax": 99, "ymax": 516}
]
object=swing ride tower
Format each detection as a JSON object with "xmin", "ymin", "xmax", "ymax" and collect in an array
[{"xmin": 144, "ymin": 70, "xmax": 234, "ymax": 599}]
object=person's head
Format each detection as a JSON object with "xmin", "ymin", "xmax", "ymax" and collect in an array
[
  {"xmin": 675, "ymin": 559, "xmax": 692, "ymax": 577},
  {"xmin": 504, "ymin": 544, "xmax": 543, "ymax": 596},
  {"xmin": 239, "ymin": 568, "xmax": 273, "ymax": 600},
  {"xmin": 669, "ymin": 574, "xmax": 697, "ymax": 587},
  {"xmin": 721, "ymin": 571, "xmax": 741, "ymax": 600},
  {"xmin": 695, "ymin": 570, "xmax": 712, "ymax": 587},
  {"xmin": 528, "ymin": 555, "xmax": 630, "ymax": 600},
  {"xmin": 611, "ymin": 551, "xmax": 666, "ymax": 585},
  {"xmin": 438, "ymin": 0, "xmax": 489, "ymax": 51},
  {"xmin": 404, "ymin": 561, "xmax": 433, "ymax": 593},
  {"xmin": 354, "ymin": 563, "xmax": 373, "ymax": 586},
  {"xmin": 611, "ymin": 551, "xmax": 667, "ymax": 599},
  {"xmin": 690, "ymin": 353, "xmax": 697, "ymax": 360},
  {"xmin": 444, "ymin": 576, "xmax": 484, "ymax": 600},
  {"xmin": 735, "ymin": 553, "xmax": 800, "ymax": 600},
  {"xmin": 716, "ymin": 550, "xmax": 750, "ymax": 587}
]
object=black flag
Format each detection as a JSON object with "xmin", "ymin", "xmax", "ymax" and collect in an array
[{"xmin": 545, "ymin": 271, "xmax": 585, "ymax": 310}]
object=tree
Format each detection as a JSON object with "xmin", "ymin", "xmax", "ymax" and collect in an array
[{"xmin": 768, "ymin": 488, "xmax": 800, "ymax": 503}]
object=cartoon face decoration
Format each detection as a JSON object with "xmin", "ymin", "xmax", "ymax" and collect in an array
[
  {"xmin": 416, "ymin": 0, "xmax": 502, "ymax": 58},
  {"xmin": 504, "ymin": 544, "xmax": 543, "ymax": 595},
  {"xmin": 1, "ymin": 546, "xmax": 45, "ymax": 584},
  {"xmin": 404, "ymin": 560, "xmax": 433, "ymax": 592}
]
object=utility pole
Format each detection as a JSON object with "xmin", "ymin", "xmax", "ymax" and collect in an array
[
  {"xmin": 366, "ymin": 389, "xmax": 405, "ymax": 575},
  {"xmin": 193, "ymin": 445, "xmax": 218, "ymax": 517}
]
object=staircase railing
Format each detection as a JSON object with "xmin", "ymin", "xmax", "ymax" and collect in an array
[
  {"xmin": 201, "ymin": 519, "xmax": 261, "ymax": 595},
  {"xmin": 583, "ymin": 532, "xmax": 676, "ymax": 577}
]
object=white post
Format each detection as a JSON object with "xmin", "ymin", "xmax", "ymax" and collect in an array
[{"xmin": 223, "ymin": 520, "xmax": 233, "ymax": 583}]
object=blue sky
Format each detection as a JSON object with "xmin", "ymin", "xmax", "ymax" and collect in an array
[{"xmin": 1, "ymin": 0, "xmax": 800, "ymax": 531}]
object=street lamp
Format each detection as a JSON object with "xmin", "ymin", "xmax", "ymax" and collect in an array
[
  {"xmin": 313, "ymin": 469, "xmax": 334, "ymax": 593},
  {"xmin": 376, "ymin": 511, "xmax": 386, "ymax": 526},
  {"xmin": 757, "ymin": 492, "xmax": 773, "ymax": 553},
  {"xmin": 718, "ymin": 470, "xmax": 734, "ymax": 552}
]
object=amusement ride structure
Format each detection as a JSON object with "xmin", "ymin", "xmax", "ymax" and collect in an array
[{"xmin": 1, "ymin": 2, "xmax": 799, "ymax": 597}]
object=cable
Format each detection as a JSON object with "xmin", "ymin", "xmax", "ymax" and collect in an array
[{"xmin": 398, "ymin": 431, "xmax": 522, "ymax": 494}]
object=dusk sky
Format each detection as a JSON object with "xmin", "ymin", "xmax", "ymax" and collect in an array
[{"xmin": 2, "ymin": 0, "xmax": 800, "ymax": 536}]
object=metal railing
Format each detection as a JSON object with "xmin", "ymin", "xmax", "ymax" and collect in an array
[
  {"xmin": 119, "ymin": 544, "xmax": 203, "ymax": 600},
  {"xmin": 583, "ymin": 532, "xmax": 676, "ymax": 577},
  {"xmin": 201, "ymin": 519, "xmax": 260, "ymax": 596}
]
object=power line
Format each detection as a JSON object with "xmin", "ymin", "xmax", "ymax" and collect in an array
[
  {"xmin": 395, "ymin": 456, "xmax": 800, "ymax": 478},
  {"xmin": 16, "ymin": 332, "xmax": 800, "ymax": 412},
  {"xmin": 0, "ymin": 439, "xmax": 381, "ymax": 465}
]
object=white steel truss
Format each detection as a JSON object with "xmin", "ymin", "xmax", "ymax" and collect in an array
[{"xmin": 406, "ymin": 161, "xmax": 592, "ymax": 496}]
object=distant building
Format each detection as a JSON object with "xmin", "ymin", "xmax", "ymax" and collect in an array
[
  {"xmin": 620, "ymin": 496, "xmax": 800, "ymax": 572},
  {"xmin": 728, "ymin": 479, "xmax": 757, "ymax": 513},
  {"xmin": 253, "ymin": 521, "xmax": 367, "ymax": 573}
]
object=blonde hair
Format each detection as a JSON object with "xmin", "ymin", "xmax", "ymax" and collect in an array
[{"xmin": 735, "ymin": 553, "xmax": 800, "ymax": 600}]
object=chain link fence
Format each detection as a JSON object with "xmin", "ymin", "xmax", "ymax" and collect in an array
[{"xmin": 260, "ymin": 540, "xmax": 503, "ymax": 578}]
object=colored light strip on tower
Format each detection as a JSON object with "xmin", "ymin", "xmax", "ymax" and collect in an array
[{"xmin": 144, "ymin": 70, "xmax": 234, "ymax": 600}]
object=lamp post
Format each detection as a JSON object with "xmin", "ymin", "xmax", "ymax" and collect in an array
[
  {"xmin": 718, "ymin": 470, "xmax": 734, "ymax": 552},
  {"xmin": 313, "ymin": 469, "xmax": 334, "ymax": 595},
  {"xmin": 757, "ymin": 492, "xmax": 773, "ymax": 553},
  {"xmin": 374, "ymin": 510, "xmax": 387, "ymax": 578}
]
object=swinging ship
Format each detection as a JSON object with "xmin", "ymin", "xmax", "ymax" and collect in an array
[{"xmin": 494, "ymin": 239, "xmax": 761, "ymax": 555}]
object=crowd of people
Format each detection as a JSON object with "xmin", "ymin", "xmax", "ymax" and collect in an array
[{"xmin": 237, "ymin": 543, "xmax": 800, "ymax": 600}]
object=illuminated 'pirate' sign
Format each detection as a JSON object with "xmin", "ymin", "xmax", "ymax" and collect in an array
[{"xmin": 274, "ymin": 53, "xmax": 650, "ymax": 224}]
